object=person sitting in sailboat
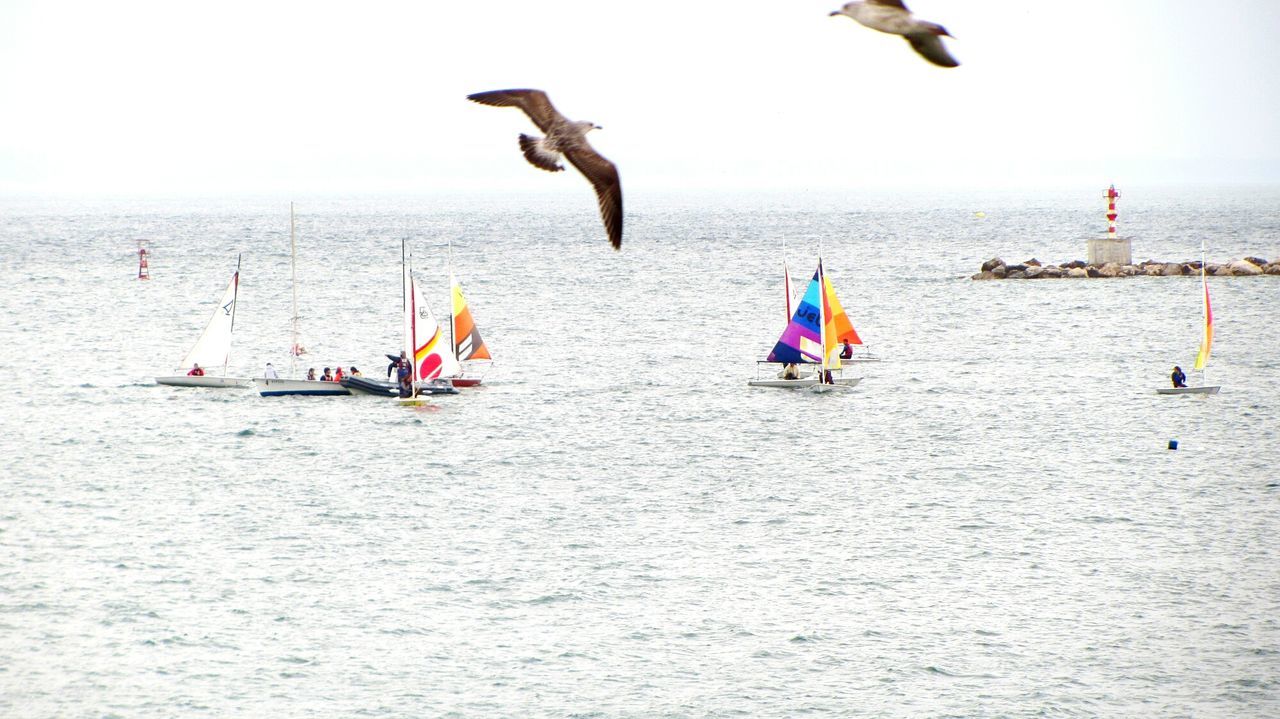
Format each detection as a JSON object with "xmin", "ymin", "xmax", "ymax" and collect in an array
[
  {"xmin": 780, "ymin": 363, "xmax": 800, "ymax": 380},
  {"xmin": 839, "ymin": 339, "xmax": 854, "ymax": 360},
  {"xmin": 1171, "ymin": 366, "xmax": 1187, "ymax": 388},
  {"xmin": 187, "ymin": 363, "xmax": 204, "ymax": 377}
]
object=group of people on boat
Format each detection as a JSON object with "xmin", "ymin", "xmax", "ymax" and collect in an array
[{"xmin": 256, "ymin": 362, "xmax": 361, "ymax": 381}]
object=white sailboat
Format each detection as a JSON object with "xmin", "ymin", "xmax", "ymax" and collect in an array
[
  {"xmin": 1157, "ymin": 241, "xmax": 1221, "ymax": 395},
  {"xmin": 398, "ymin": 240, "xmax": 459, "ymax": 405},
  {"xmin": 255, "ymin": 203, "xmax": 350, "ymax": 397},
  {"xmin": 155, "ymin": 255, "xmax": 251, "ymax": 388}
]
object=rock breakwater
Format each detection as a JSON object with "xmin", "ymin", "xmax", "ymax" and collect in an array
[{"xmin": 972, "ymin": 256, "xmax": 1280, "ymax": 280}]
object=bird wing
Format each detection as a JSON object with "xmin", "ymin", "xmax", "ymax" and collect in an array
[
  {"xmin": 905, "ymin": 33, "xmax": 959, "ymax": 67},
  {"xmin": 466, "ymin": 89, "xmax": 562, "ymax": 133},
  {"xmin": 563, "ymin": 143, "xmax": 623, "ymax": 250},
  {"xmin": 867, "ymin": 0, "xmax": 910, "ymax": 9}
]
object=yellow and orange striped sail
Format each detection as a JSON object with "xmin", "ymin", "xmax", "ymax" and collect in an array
[
  {"xmin": 821, "ymin": 274, "xmax": 862, "ymax": 346},
  {"xmin": 450, "ymin": 273, "xmax": 490, "ymax": 362},
  {"xmin": 1193, "ymin": 272, "xmax": 1212, "ymax": 371}
]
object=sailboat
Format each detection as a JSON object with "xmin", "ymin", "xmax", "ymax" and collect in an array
[
  {"xmin": 155, "ymin": 255, "xmax": 251, "ymax": 388},
  {"xmin": 447, "ymin": 265, "xmax": 492, "ymax": 387},
  {"xmin": 1157, "ymin": 242, "xmax": 1221, "ymax": 395},
  {"xmin": 398, "ymin": 241, "xmax": 460, "ymax": 405},
  {"xmin": 255, "ymin": 203, "xmax": 350, "ymax": 397},
  {"xmin": 749, "ymin": 258, "xmax": 862, "ymax": 390}
]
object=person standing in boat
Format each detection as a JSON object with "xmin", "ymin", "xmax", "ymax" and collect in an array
[
  {"xmin": 264, "ymin": 363, "xmax": 278, "ymax": 379},
  {"xmin": 187, "ymin": 363, "xmax": 204, "ymax": 377},
  {"xmin": 396, "ymin": 359, "xmax": 413, "ymax": 397},
  {"xmin": 1171, "ymin": 366, "xmax": 1187, "ymax": 388}
]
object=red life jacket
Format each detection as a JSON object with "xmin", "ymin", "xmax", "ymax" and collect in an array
[{"xmin": 188, "ymin": 367, "xmax": 204, "ymax": 376}]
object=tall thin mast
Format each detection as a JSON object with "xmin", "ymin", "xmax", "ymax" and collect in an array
[
  {"xmin": 226, "ymin": 253, "xmax": 241, "ymax": 377},
  {"xmin": 289, "ymin": 203, "xmax": 298, "ymax": 378},
  {"xmin": 448, "ymin": 240, "xmax": 458, "ymax": 362},
  {"xmin": 1199, "ymin": 239, "xmax": 1209, "ymax": 385},
  {"xmin": 817, "ymin": 257, "xmax": 827, "ymax": 381}
]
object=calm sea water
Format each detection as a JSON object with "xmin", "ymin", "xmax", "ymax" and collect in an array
[{"xmin": 2, "ymin": 187, "xmax": 1278, "ymax": 717}]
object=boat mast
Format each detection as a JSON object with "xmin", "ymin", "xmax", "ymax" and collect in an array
[
  {"xmin": 448, "ymin": 240, "xmax": 458, "ymax": 362},
  {"xmin": 817, "ymin": 257, "xmax": 827, "ymax": 382},
  {"xmin": 226, "ymin": 252, "xmax": 241, "ymax": 377},
  {"xmin": 1199, "ymin": 239, "xmax": 1208, "ymax": 386},
  {"xmin": 289, "ymin": 202, "xmax": 298, "ymax": 379}
]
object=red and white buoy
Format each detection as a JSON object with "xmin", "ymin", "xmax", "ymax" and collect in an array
[
  {"xmin": 1104, "ymin": 184, "xmax": 1120, "ymax": 239},
  {"xmin": 137, "ymin": 241, "xmax": 151, "ymax": 280}
]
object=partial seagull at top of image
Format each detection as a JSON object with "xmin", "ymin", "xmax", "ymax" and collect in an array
[
  {"xmin": 467, "ymin": 89, "xmax": 623, "ymax": 251},
  {"xmin": 830, "ymin": 0, "xmax": 960, "ymax": 68}
]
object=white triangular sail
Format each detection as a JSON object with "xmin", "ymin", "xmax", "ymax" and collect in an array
[
  {"xmin": 407, "ymin": 271, "xmax": 460, "ymax": 382},
  {"xmin": 178, "ymin": 264, "xmax": 239, "ymax": 374}
]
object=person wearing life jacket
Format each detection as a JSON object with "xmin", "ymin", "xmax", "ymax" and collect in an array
[
  {"xmin": 333, "ymin": 366, "xmax": 345, "ymax": 382},
  {"xmin": 321, "ymin": 367, "xmax": 334, "ymax": 382},
  {"xmin": 839, "ymin": 339, "xmax": 854, "ymax": 360},
  {"xmin": 187, "ymin": 363, "xmax": 205, "ymax": 376},
  {"xmin": 1171, "ymin": 366, "xmax": 1187, "ymax": 388}
]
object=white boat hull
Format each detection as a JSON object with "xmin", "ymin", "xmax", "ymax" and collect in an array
[
  {"xmin": 1156, "ymin": 386, "xmax": 1221, "ymax": 395},
  {"xmin": 254, "ymin": 378, "xmax": 352, "ymax": 397},
  {"xmin": 156, "ymin": 375, "xmax": 252, "ymax": 388},
  {"xmin": 748, "ymin": 376, "xmax": 861, "ymax": 389}
]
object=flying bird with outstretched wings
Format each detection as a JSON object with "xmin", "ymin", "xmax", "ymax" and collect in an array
[
  {"xmin": 467, "ymin": 89, "xmax": 623, "ymax": 250},
  {"xmin": 830, "ymin": 0, "xmax": 960, "ymax": 68}
]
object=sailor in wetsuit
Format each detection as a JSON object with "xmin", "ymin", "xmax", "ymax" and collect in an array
[{"xmin": 1171, "ymin": 366, "xmax": 1187, "ymax": 388}]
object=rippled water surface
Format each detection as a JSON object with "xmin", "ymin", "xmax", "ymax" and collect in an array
[{"xmin": 2, "ymin": 188, "xmax": 1279, "ymax": 717}]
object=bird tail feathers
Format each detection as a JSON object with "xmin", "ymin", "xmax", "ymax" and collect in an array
[{"xmin": 519, "ymin": 134, "xmax": 565, "ymax": 172}]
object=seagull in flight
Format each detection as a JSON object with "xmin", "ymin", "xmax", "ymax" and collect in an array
[
  {"xmin": 830, "ymin": 1, "xmax": 960, "ymax": 68},
  {"xmin": 467, "ymin": 89, "xmax": 623, "ymax": 250}
]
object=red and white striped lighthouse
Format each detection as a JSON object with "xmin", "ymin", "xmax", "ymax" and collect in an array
[{"xmin": 1104, "ymin": 184, "xmax": 1120, "ymax": 239}]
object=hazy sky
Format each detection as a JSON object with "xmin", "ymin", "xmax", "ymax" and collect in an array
[{"xmin": 1, "ymin": 0, "xmax": 1278, "ymax": 194}]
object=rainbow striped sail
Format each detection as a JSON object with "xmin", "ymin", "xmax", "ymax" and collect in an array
[
  {"xmin": 768, "ymin": 264, "xmax": 826, "ymax": 364},
  {"xmin": 768, "ymin": 260, "xmax": 862, "ymax": 365}
]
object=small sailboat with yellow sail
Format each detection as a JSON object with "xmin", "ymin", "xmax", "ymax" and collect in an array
[
  {"xmin": 1157, "ymin": 241, "xmax": 1221, "ymax": 395},
  {"xmin": 749, "ymin": 258, "xmax": 862, "ymax": 390},
  {"xmin": 446, "ymin": 256, "xmax": 492, "ymax": 387}
]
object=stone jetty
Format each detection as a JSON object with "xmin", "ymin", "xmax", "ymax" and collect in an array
[{"xmin": 972, "ymin": 256, "xmax": 1280, "ymax": 280}]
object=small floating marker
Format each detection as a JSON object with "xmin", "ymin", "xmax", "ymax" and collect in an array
[
  {"xmin": 973, "ymin": 211, "xmax": 986, "ymax": 219},
  {"xmin": 1168, "ymin": 439, "xmax": 1179, "ymax": 450}
]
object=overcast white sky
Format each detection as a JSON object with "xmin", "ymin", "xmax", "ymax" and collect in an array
[{"xmin": 1, "ymin": 0, "xmax": 1277, "ymax": 195}]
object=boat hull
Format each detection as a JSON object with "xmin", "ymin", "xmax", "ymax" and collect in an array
[
  {"xmin": 449, "ymin": 377, "xmax": 482, "ymax": 388},
  {"xmin": 254, "ymin": 378, "xmax": 352, "ymax": 397},
  {"xmin": 341, "ymin": 376, "xmax": 398, "ymax": 397},
  {"xmin": 1156, "ymin": 386, "xmax": 1221, "ymax": 395},
  {"xmin": 156, "ymin": 375, "xmax": 252, "ymax": 388},
  {"xmin": 748, "ymin": 377, "xmax": 861, "ymax": 389}
]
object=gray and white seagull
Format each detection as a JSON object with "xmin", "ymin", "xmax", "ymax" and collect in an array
[
  {"xmin": 830, "ymin": 1, "xmax": 960, "ymax": 68},
  {"xmin": 467, "ymin": 89, "xmax": 623, "ymax": 250}
]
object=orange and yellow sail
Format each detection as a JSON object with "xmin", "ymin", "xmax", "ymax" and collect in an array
[{"xmin": 450, "ymin": 273, "xmax": 490, "ymax": 362}]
